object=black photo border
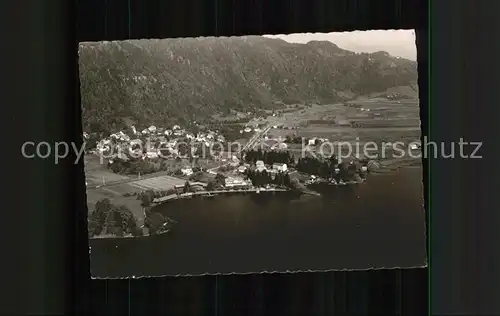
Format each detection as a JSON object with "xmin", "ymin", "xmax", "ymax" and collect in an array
[{"xmin": 5, "ymin": 0, "xmax": 500, "ymax": 314}]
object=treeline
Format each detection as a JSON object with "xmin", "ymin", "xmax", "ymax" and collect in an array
[
  {"xmin": 108, "ymin": 157, "xmax": 202, "ymax": 176},
  {"xmin": 108, "ymin": 158, "xmax": 159, "ymax": 175},
  {"xmin": 296, "ymin": 156, "xmax": 367, "ymax": 182},
  {"xmin": 243, "ymin": 149, "xmax": 295, "ymax": 165},
  {"xmin": 206, "ymin": 173, "xmax": 227, "ymax": 191},
  {"xmin": 284, "ymin": 135, "xmax": 304, "ymax": 144},
  {"xmin": 136, "ymin": 190, "xmax": 178, "ymax": 235},
  {"xmin": 88, "ymin": 199, "xmax": 142, "ymax": 238},
  {"xmin": 244, "ymin": 169, "xmax": 293, "ymax": 188},
  {"xmin": 136, "ymin": 189, "xmax": 176, "ymax": 207},
  {"xmin": 143, "ymin": 208, "xmax": 176, "ymax": 235},
  {"xmin": 206, "ymin": 123, "xmax": 243, "ymax": 142}
]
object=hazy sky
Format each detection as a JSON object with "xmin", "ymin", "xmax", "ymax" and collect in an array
[{"xmin": 265, "ymin": 30, "xmax": 416, "ymax": 60}]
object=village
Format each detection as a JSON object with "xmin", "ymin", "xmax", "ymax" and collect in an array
[
  {"xmin": 84, "ymin": 97, "xmax": 422, "ymax": 238},
  {"xmin": 84, "ymin": 119, "xmax": 315, "ymax": 238}
]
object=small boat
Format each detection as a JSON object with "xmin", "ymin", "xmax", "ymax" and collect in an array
[{"xmin": 156, "ymin": 228, "xmax": 171, "ymax": 236}]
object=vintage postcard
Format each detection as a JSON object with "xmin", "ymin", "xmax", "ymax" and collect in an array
[{"xmin": 79, "ymin": 30, "xmax": 426, "ymax": 278}]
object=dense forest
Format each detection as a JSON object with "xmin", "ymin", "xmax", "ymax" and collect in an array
[
  {"xmin": 243, "ymin": 149, "xmax": 295, "ymax": 165},
  {"xmin": 244, "ymin": 169, "xmax": 293, "ymax": 188},
  {"xmin": 87, "ymin": 199, "xmax": 142, "ymax": 238},
  {"xmin": 296, "ymin": 156, "xmax": 368, "ymax": 182},
  {"xmin": 79, "ymin": 37, "xmax": 418, "ymax": 135}
]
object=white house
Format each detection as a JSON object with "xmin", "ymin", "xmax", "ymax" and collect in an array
[
  {"xmin": 256, "ymin": 160, "xmax": 265, "ymax": 169},
  {"xmin": 272, "ymin": 163, "xmax": 287, "ymax": 172},
  {"xmin": 172, "ymin": 125, "xmax": 181, "ymax": 130},
  {"xmin": 141, "ymin": 129, "xmax": 149, "ymax": 134},
  {"xmin": 256, "ymin": 160, "xmax": 266, "ymax": 172},
  {"xmin": 181, "ymin": 167, "xmax": 193, "ymax": 176},
  {"xmin": 237, "ymin": 165, "xmax": 247, "ymax": 173},
  {"xmin": 164, "ymin": 129, "xmax": 172, "ymax": 136},
  {"xmin": 244, "ymin": 127, "xmax": 252, "ymax": 133},
  {"xmin": 146, "ymin": 151, "xmax": 158, "ymax": 159},
  {"xmin": 308, "ymin": 138, "xmax": 316, "ymax": 146},
  {"xmin": 224, "ymin": 177, "xmax": 249, "ymax": 188}
]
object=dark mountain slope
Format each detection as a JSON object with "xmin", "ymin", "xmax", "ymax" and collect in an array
[{"xmin": 78, "ymin": 36, "xmax": 417, "ymax": 134}]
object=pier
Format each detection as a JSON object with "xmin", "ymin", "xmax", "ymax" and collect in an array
[{"xmin": 153, "ymin": 188, "xmax": 290, "ymax": 204}]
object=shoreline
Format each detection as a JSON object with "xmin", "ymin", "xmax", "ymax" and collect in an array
[
  {"xmin": 151, "ymin": 187, "xmax": 304, "ymax": 206},
  {"xmin": 89, "ymin": 166, "xmax": 422, "ymax": 240},
  {"xmin": 89, "ymin": 188, "xmax": 308, "ymax": 240}
]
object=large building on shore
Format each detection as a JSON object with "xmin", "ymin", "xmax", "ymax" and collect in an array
[{"xmin": 272, "ymin": 163, "xmax": 287, "ymax": 172}]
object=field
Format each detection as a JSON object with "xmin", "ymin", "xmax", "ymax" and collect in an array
[
  {"xmin": 84, "ymin": 155, "xmax": 130, "ymax": 185},
  {"xmin": 257, "ymin": 98, "xmax": 422, "ymax": 162},
  {"xmin": 86, "ymin": 184, "xmax": 144, "ymax": 221},
  {"xmin": 85, "ymin": 154, "xmax": 183, "ymax": 223},
  {"xmin": 129, "ymin": 175, "xmax": 186, "ymax": 191}
]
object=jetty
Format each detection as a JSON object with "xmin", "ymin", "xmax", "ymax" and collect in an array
[{"xmin": 153, "ymin": 188, "xmax": 290, "ymax": 204}]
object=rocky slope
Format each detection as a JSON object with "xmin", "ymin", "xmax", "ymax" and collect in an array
[{"xmin": 78, "ymin": 36, "xmax": 418, "ymax": 134}]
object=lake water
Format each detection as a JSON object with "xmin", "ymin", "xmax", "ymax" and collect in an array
[{"xmin": 90, "ymin": 167, "xmax": 427, "ymax": 277}]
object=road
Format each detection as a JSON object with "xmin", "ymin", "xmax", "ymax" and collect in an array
[
  {"xmin": 153, "ymin": 187, "xmax": 289, "ymax": 203},
  {"xmin": 86, "ymin": 170, "xmax": 179, "ymax": 189},
  {"xmin": 242, "ymin": 125, "xmax": 272, "ymax": 151},
  {"xmin": 207, "ymin": 125, "xmax": 272, "ymax": 174},
  {"xmin": 88, "ymin": 124, "xmax": 275, "ymax": 186}
]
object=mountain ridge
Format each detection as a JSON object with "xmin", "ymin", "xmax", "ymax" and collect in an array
[{"xmin": 78, "ymin": 36, "xmax": 418, "ymax": 134}]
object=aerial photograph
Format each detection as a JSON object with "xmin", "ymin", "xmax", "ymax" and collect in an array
[{"xmin": 79, "ymin": 30, "xmax": 426, "ymax": 278}]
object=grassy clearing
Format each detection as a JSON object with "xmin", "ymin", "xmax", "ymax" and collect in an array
[
  {"xmin": 260, "ymin": 98, "xmax": 422, "ymax": 170},
  {"xmin": 86, "ymin": 187, "xmax": 144, "ymax": 223},
  {"xmin": 129, "ymin": 175, "xmax": 186, "ymax": 191},
  {"xmin": 84, "ymin": 154, "xmax": 130, "ymax": 185}
]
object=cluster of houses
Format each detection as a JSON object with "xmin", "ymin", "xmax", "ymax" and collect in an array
[
  {"xmin": 224, "ymin": 176, "xmax": 252, "ymax": 188},
  {"xmin": 240, "ymin": 124, "xmax": 263, "ymax": 134},
  {"xmin": 86, "ymin": 124, "xmax": 227, "ymax": 162},
  {"xmin": 216, "ymin": 161, "xmax": 288, "ymax": 190},
  {"xmin": 254, "ymin": 160, "xmax": 288, "ymax": 173}
]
